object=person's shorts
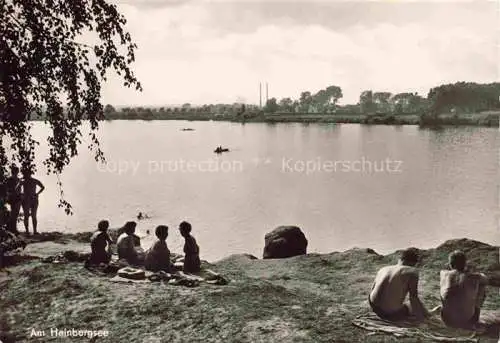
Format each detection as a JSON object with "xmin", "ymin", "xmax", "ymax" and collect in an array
[
  {"xmin": 369, "ymin": 296, "xmax": 410, "ymax": 321},
  {"xmin": 441, "ymin": 307, "xmax": 480, "ymax": 329}
]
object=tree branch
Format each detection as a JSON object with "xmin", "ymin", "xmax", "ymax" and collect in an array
[{"xmin": 7, "ymin": 13, "xmax": 93, "ymax": 49}]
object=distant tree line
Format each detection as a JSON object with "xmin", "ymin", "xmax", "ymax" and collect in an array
[
  {"xmin": 427, "ymin": 82, "xmax": 500, "ymax": 115},
  {"xmin": 96, "ymin": 81, "xmax": 500, "ymax": 120},
  {"xmin": 266, "ymin": 82, "xmax": 500, "ymax": 115},
  {"xmin": 101, "ymin": 103, "xmax": 256, "ymax": 120}
]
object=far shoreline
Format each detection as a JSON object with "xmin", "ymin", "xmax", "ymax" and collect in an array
[{"xmin": 29, "ymin": 111, "xmax": 500, "ymax": 127}]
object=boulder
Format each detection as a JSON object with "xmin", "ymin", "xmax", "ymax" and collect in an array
[{"xmin": 263, "ymin": 226, "xmax": 308, "ymax": 259}]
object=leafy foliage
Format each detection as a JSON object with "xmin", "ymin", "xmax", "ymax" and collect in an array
[
  {"xmin": 278, "ymin": 97, "xmax": 294, "ymax": 112},
  {"xmin": 359, "ymin": 90, "xmax": 376, "ymax": 113},
  {"xmin": 312, "ymin": 86, "xmax": 343, "ymax": 113},
  {"xmin": 299, "ymin": 91, "xmax": 313, "ymax": 112},
  {"xmin": 427, "ymin": 82, "xmax": 500, "ymax": 115},
  {"xmin": 0, "ymin": 0, "xmax": 141, "ymax": 214},
  {"xmin": 263, "ymin": 98, "xmax": 279, "ymax": 113}
]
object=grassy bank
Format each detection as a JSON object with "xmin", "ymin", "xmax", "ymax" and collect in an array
[{"xmin": 0, "ymin": 236, "xmax": 499, "ymax": 342}]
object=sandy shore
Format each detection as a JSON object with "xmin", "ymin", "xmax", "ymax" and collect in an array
[{"xmin": 0, "ymin": 233, "xmax": 499, "ymax": 342}]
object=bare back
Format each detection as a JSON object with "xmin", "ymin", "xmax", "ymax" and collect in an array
[
  {"xmin": 440, "ymin": 270, "xmax": 487, "ymax": 323},
  {"xmin": 90, "ymin": 231, "xmax": 111, "ymax": 252},
  {"xmin": 117, "ymin": 233, "xmax": 136, "ymax": 261},
  {"xmin": 370, "ymin": 264, "xmax": 418, "ymax": 313}
]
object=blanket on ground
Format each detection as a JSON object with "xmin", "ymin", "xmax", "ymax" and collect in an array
[
  {"xmin": 42, "ymin": 250, "xmax": 90, "ymax": 263},
  {"xmin": 41, "ymin": 250, "xmax": 229, "ymax": 287},
  {"xmin": 352, "ymin": 312, "xmax": 479, "ymax": 342},
  {"xmin": 109, "ymin": 268, "xmax": 229, "ymax": 287}
]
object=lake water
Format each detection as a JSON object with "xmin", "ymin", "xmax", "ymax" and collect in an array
[{"xmin": 25, "ymin": 121, "xmax": 499, "ymax": 262}]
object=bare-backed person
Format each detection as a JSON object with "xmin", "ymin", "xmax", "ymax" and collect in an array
[
  {"xmin": 117, "ymin": 221, "xmax": 143, "ymax": 266},
  {"xmin": 369, "ymin": 248, "xmax": 430, "ymax": 321},
  {"xmin": 179, "ymin": 221, "xmax": 200, "ymax": 273},
  {"xmin": 87, "ymin": 220, "xmax": 114, "ymax": 266},
  {"xmin": 144, "ymin": 225, "xmax": 174, "ymax": 273},
  {"xmin": 440, "ymin": 250, "xmax": 500, "ymax": 329}
]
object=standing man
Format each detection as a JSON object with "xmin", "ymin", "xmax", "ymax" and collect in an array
[
  {"xmin": 440, "ymin": 250, "xmax": 500, "ymax": 329},
  {"xmin": 369, "ymin": 247, "xmax": 431, "ymax": 321},
  {"xmin": 20, "ymin": 169, "xmax": 45, "ymax": 235},
  {"xmin": 5, "ymin": 165, "xmax": 22, "ymax": 234}
]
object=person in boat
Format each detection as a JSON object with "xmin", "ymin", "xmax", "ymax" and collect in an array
[
  {"xmin": 87, "ymin": 220, "xmax": 114, "ymax": 266},
  {"xmin": 179, "ymin": 221, "xmax": 200, "ymax": 273},
  {"xmin": 137, "ymin": 212, "xmax": 150, "ymax": 220},
  {"xmin": 144, "ymin": 225, "xmax": 174, "ymax": 273},
  {"xmin": 117, "ymin": 221, "xmax": 143, "ymax": 265},
  {"xmin": 19, "ymin": 169, "xmax": 45, "ymax": 235},
  {"xmin": 440, "ymin": 250, "xmax": 500, "ymax": 329},
  {"xmin": 5, "ymin": 165, "xmax": 22, "ymax": 234},
  {"xmin": 215, "ymin": 146, "xmax": 229, "ymax": 153},
  {"xmin": 369, "ymin": 247, "xmax": 431, "ymax": 321}
]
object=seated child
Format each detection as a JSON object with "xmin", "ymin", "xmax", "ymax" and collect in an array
[
  {"xmin": 144, "ymin": 225, "xmax": 174, "ymax": 272},
  {"xmin": 179, "ymin": 221, "xmax": 201, "ymax": 273},
  {"xmin": 87, "ymin": 220, "xmax": 113, "ymax": 265},
  {"xmin": 117, "ymin": 221, "xmax": 143, "ymax": 266}
]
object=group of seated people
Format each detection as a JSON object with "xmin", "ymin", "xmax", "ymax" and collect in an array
[
  {"xmin": 369, "ymin": 248, "xmax": 499, "ymax": 330},
  {"xmin": 87, "ymin": 219, "xmax": 200, "ymax": 274}
]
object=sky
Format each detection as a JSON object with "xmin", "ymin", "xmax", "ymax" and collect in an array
[{"xmin": 101, "ymin": 0, "xmax": 499, "ymax": 106}]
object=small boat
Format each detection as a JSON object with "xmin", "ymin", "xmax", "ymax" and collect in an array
[
  {"xmin": 137, "ymin": 212, "xmax": 150, "ymax": 220},
  {"xmin": 214, "ymin": 147, "xmax": 229, "ymax": 153}
]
